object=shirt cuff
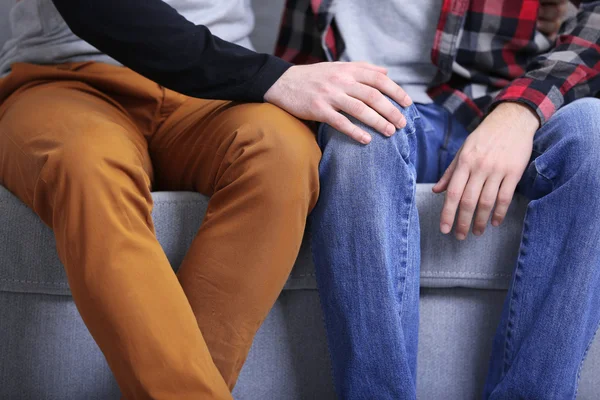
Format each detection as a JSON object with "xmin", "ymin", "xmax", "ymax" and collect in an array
[
  {"xmin": 247, "ymin": 55, "xmax": 293, "ymax": 102},
  {"xmin": 490, "ymin": 77, "xmax": 564, "ymax": 126}
]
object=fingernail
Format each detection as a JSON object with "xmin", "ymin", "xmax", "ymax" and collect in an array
[
  {"xmin": 386, "ymin": 124, "xmax": 396, "ymax": 136},
  {"xmin": 456, "ymin": 233, "xmax": 466, "ymax": 241},
  {"xmin": 396, "ymin": 117, "xmax": 406, "ymax": 129},
  {"xmin": 473, "ymin": 229, "xmax": 482, "ymax": 236},
  {"xmin": 492, "ymin": 220, "xmax": 500, "ymax": 227},
  {"xmin": 362, "ymin": 135, "xmax": 371, "ymax": 144},
  {"xmin": 441, "ymin": 224, "xmax": 451, "ymax": 234}
]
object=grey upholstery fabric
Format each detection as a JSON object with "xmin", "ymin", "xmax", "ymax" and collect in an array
[
  {"xmin": 2, "ymin": 185, "xmax": 600, "ymax": 399},
  {"xmin": 0, "ymin": 184, "xmax": 529, "ymax": 295},
  {"xmin": 0, "ymin": 291, "xmax": 121, "ymax": 400}
]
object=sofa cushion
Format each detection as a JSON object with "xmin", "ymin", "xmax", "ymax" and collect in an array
[{"xmin": 0, "ymin": 184, "xmax": 528, "ymax": 296}]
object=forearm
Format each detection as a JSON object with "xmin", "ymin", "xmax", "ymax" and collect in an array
[{"xmin": 51, "ymin": 0, "xmax": 291, "ymax": 102}]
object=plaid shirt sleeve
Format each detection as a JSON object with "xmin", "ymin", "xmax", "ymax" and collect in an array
[
  {"xmin": 491, "ymin": 0, "xmax": 600, "ymax": 125},
  {"xmin": 274, "ymin": 0, "xmax": 328, "ymax": 64}
]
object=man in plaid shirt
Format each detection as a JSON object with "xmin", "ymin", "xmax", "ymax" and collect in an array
[{"xmin": 273, "ymin": 0, "xmax": 600, "ymax": 398}]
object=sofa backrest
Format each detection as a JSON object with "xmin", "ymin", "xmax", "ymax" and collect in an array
[{"xmin": 0, "ymin": 0, "xmax": 285, "ymax": 56}]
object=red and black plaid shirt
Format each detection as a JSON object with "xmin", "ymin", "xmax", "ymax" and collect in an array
[{"xmin": 275, "ymin": 0, "xmax": 600, "ymax": 131}]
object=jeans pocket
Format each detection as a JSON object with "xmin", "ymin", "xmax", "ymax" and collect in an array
[{"xmin": 531, "ymin": 159, "xmax": 554, "ymax": 198}]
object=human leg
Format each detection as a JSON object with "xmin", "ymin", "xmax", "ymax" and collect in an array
[
  {"xmin": 149, "ymin": 98, "xmax": 321, "ymax": 388},
  {"xmin": 0, "ymin": 80, "xmax": 232, "ymax": 400},
  {"xmin": 310, "ymin": 101, "xmax": 424, "ymax": 399},
  {"xmin": 484, "ymin": 98, "xmax": 600, "ymax": 399}
]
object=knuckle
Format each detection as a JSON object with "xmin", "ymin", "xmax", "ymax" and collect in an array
[
  {"xmin": 348, "ymin": 125, "xmax": 362, "ymax": 140},
  {"xmin": 507, "ymin": 167, "xmax": 521, "ymax": 177},
  {"xmin": 331, "ymin": 114, "xmax": 346, "ymax": 129},
  {"xmin": 476, "ymin": 157, "xmax": 493, "ymax": 172},
  {"xmin": 374, "ymin": 72, "xmax": 387, "ymax": 86},
  {"xmin": 329, "ymin": 74, "xmax": 342, "ymax": 86},
  {"xmin": 457, "ymin": 221, "xmax": 470, "ymax": 229},
  {"xmin": 348, "ymin": 99, "xmax": 366, "ymax": 116},
  {"xmin": 333, "ymin": 61, "xmax": 347, "ymax": 71},
  {"xmin": 496, "ymin": 196, "xmax": 511, "ymax": 207},
  {"xmin": 389, "ymin": 108, "xmax": 403, "ymax": 121},
  {"xmin": 447, "ymin": 189, "xmax": 462, "ymax": 201},
  {"xmin": 479, "ymin": 198, "xmax": 495, "ymax": 210},
  {"xmin": 457, "ymin": 154, "xmax": 472, "ymax": 168},
  {"xmin": 395, "ymin": 87, "xmax": 407, "ymax": 101},
  {"xmin": 311, "ymin": 98, "xmax": 326, "ymax": 113},
  {"xmin": 441, "ymin": 206, "xmax": 454, "ymax": 216},
  {"xmin": 460, "ymin": 198, "xmax": 477, "ymax": 211},
  {"xmin": 366, "ymin": 88, "xmax": 381, "ymax": 104},
  {"xmin": 317, "ymin": 82, "xmax": 333, "ymax": 96},
  {"xmin": 376, "ymin": 117, "xmax": 389, "ymax": 132}
]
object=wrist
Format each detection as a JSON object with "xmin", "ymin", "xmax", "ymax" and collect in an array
[
  {"xmin": 262, "ymin": 60, "xmax": 293, "ymax": 103},
  {"xmin": 491, "ymin": 102, "xmax": 540, "ymax": 135}
]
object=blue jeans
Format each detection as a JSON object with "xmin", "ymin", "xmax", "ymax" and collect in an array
[{"xmin": 310, "ymin": 98, "xmax": 600, "ymax": 399}]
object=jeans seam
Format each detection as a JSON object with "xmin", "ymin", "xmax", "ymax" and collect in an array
[
  {"xmin": 308, "ymin": 226, "xmax": 341, "ymax": 398},
  {"xmin": 502, "ymin": 211, "xmax": 532, "ymax": 376},
  {"xmin": 404, "ymin": 115, "xmax": 419, "ymax": 162},
  {"xmin": 398, "ymin": 144, "xmax": 417, "ymax": 321}
]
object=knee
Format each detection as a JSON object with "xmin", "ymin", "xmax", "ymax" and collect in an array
[
  {"xmin": 558, "ymin": 97, "xmax": 600, "ymax": 152},
  {"xmin": 552, "ymin": 98, "xmax": 600, "ymax": 156},
  {"xmin": 228, "ymin": 103, "xmax": 321, "ymax": 207},
  {"xmin": 318, "ymin": 104, "xmax": 419, "ymax": 188},
  {"xmin": 546, "ymin": 98, "xmax": 600, "ymax": 190},
  {"xmin": 320, "ymin": 103, "xmax": 418, "ymax": 166}
]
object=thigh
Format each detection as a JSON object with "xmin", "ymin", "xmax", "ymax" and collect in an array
[
  {"xmin": 149, "ymin": 96, "xmax": 319, "ymax": 194},
  {"xmin": 0, "ymin": 81, "xmax": 152, "ymax": 208}
]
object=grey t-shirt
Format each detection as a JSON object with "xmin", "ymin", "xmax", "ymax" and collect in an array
[
  {"xmin": 0, "ymin": 0, "xmax": 256, "ymax": 77},
  {"xmin": 333, "ymin": 0, "xmax": 443, "ymax": 104}
]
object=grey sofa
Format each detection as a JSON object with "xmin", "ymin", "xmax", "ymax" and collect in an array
[{"xmin": 1, "ymin": 1, "xmax": 599, "ymax": 399}]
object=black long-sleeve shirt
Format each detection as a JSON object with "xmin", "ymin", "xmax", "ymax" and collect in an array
[{"xmin": 50, "ymin": 0, "xmax": 292, "ymax": 102}]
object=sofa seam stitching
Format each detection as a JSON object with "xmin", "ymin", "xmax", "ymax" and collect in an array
[{"xmin": 0, "ymin": 278, "xmax": 69, "ymax": 285}]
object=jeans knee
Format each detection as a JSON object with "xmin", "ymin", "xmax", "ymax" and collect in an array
[
  {"xmin": 537, "ymin": 99, "xmax": 600, "ymax": 187},
  {"xmin": 318, "ymin": 104, "xmax": 419, "ymax": 191},
  {"xmin": 552, "ymin": 98, "xmax": 600, "ymax": 157},
  {"xmin": 319, "ymin": 103, "xmax": 418, "ymax": 156}
]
